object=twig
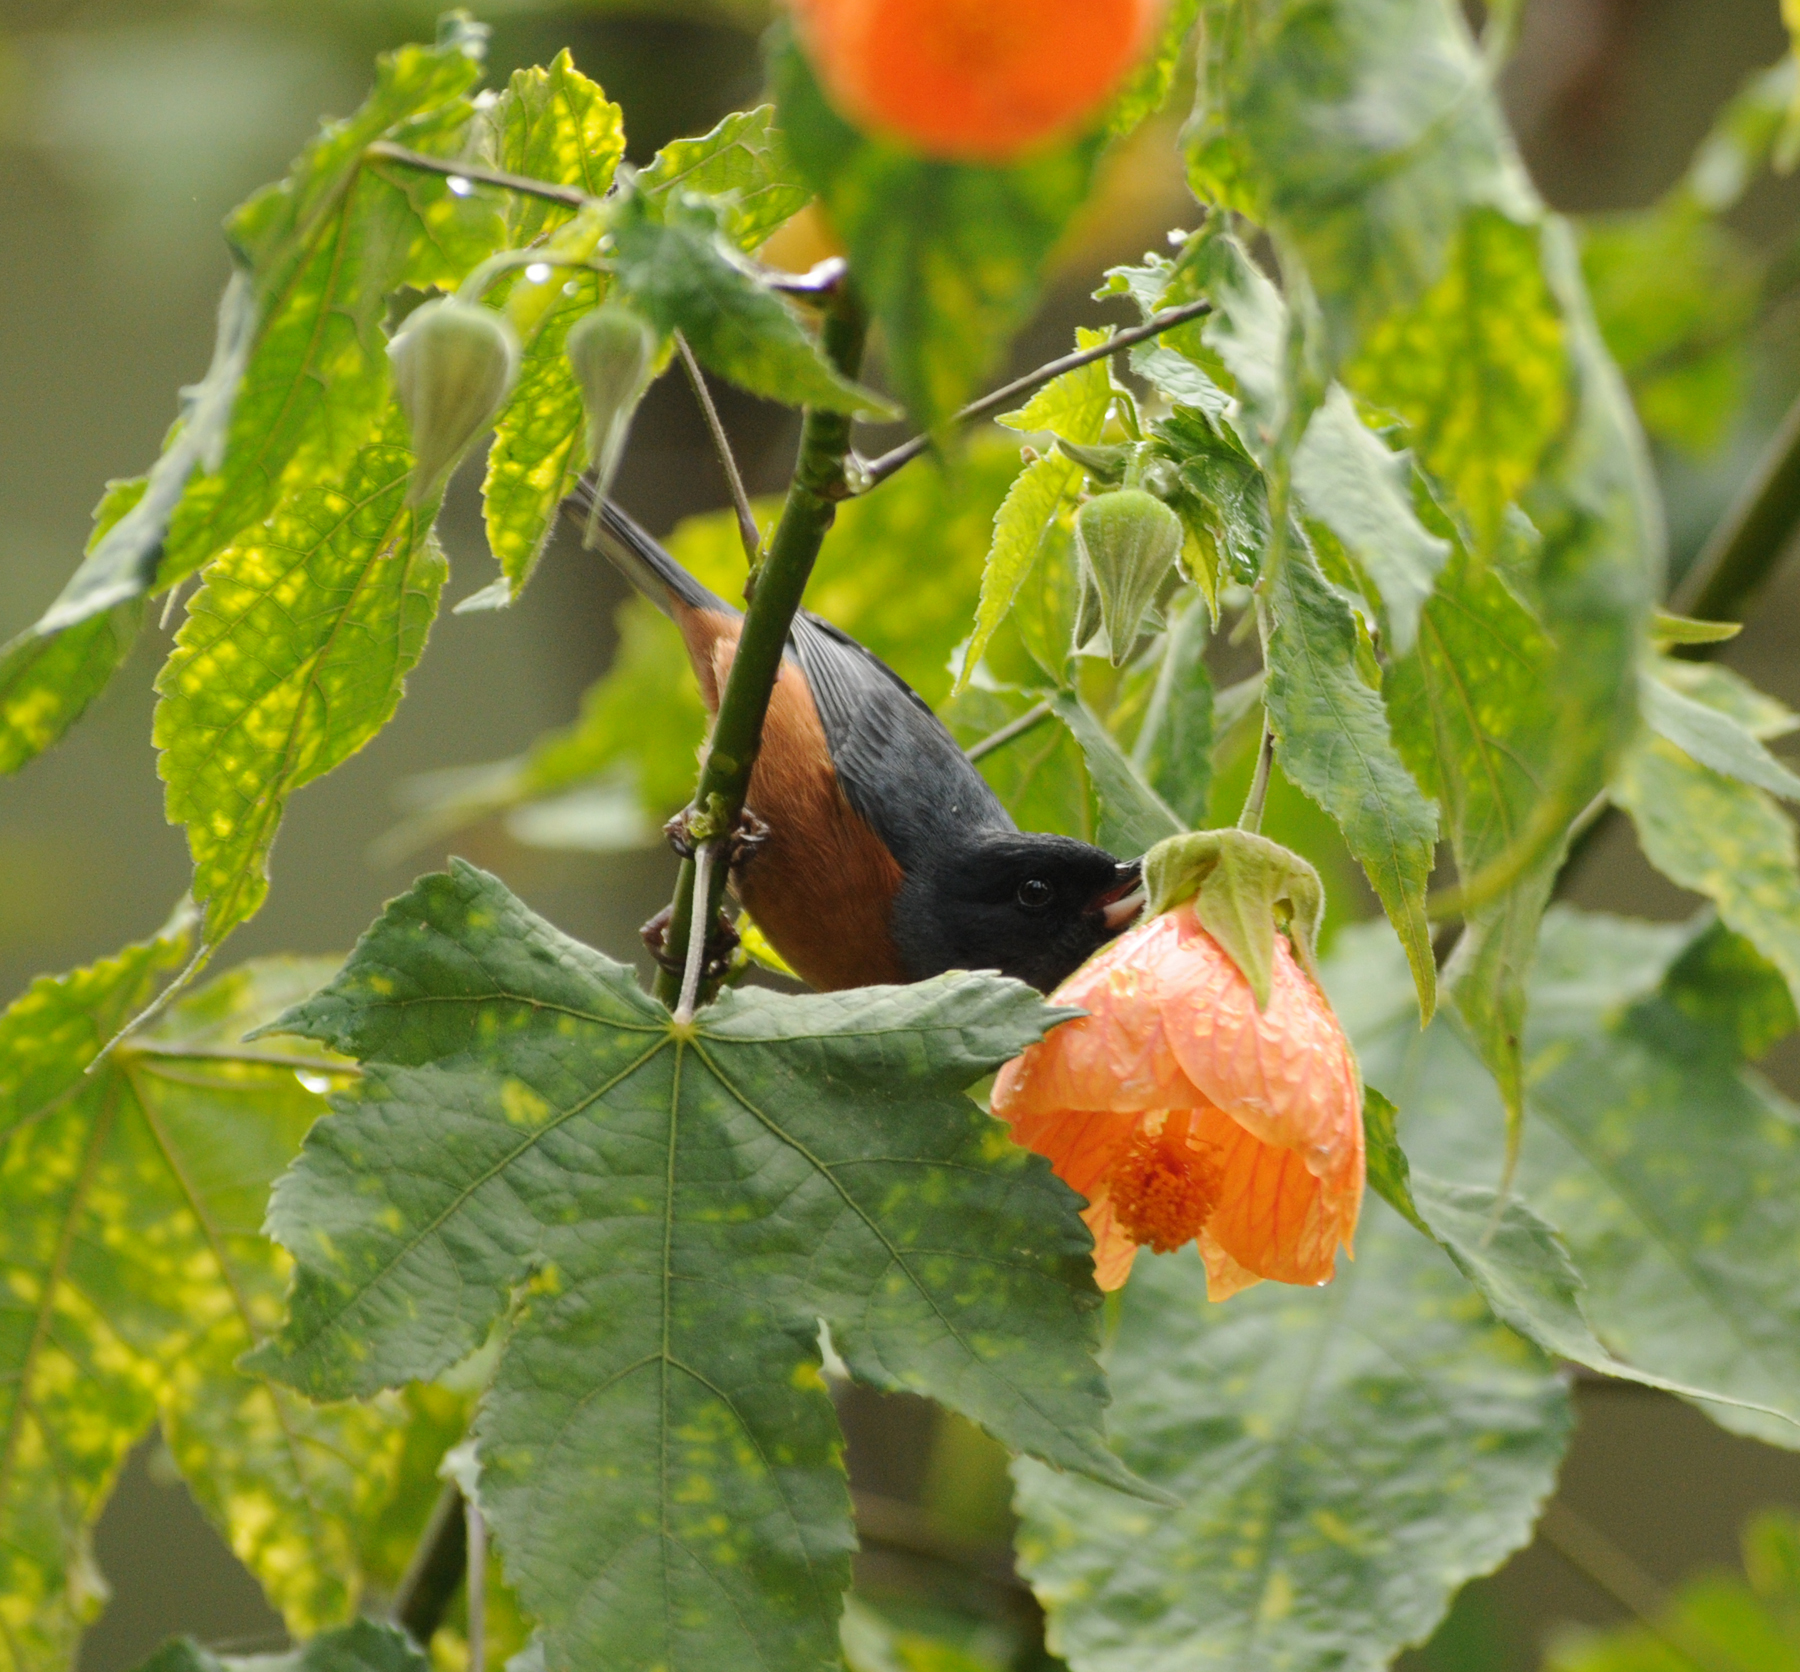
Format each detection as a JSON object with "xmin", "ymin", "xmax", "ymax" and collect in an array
[
  {"xmin": 392, "ymin": 1482, "xmax": 467, "ymax": 1646},
  {"xmin": 1671, "ymin": 384, "xmax": 1800, "ymax": 624},
  {"xmin": 366, "ymin": 141, "xmax": 594, "ymax": 210},
  {"xmin": 1537, "ymin": 1502, "xmax": 1723, "ymax": 1672},
  {"xmin": 676, "ymin": 332, "xmax": 761, "ymax": 565},
  {"xmin": 1238, "ymin": 717, "xmax": 1275, "ymax": 832},
  {"xmin": 651, "ymin": 290, "xmax": 871, "ymax": 1012},
  {"xmin": 466, "ymin": 1501, "xmax": 487, "ymax": 1672},
  {"xmin": 965, "ymin": 700, "xmax": 1054, "ymax": 762},
  {"xmin": 858, "ymin": 297, "xmax": 1217, "ymax": 490},
  {"xmin": 674, "ymin": 841, "xmax": 715, "ymax": 1024}
]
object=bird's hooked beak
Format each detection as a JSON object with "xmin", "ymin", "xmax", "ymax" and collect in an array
[{"xmin": 1090, "ymin": 861, "xmax": 1146, "ymax": 933}]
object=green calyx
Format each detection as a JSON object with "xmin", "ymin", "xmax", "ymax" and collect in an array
[
  {"xmin": 389, "ymin": 297, "xmax": 520, "ymax": 505},
  {"xmin": 566, "ymin": 303, "xmax": 657, "ymax": 506},
  {"xmin": 1074, "ymin": 487, "xmax": 1183, "ymax": 666},
  {"xmin": 1143, "ymin": 827, "xmax": 1325, "ymax": 1009}
]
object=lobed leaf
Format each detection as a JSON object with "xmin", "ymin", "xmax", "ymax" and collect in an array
[
  {"xmin": 1641, "ymin": 673, "xmax": 1800, "ymax": 802},
  {"xmin": 155, "ymin": 420, "xmax": 447, "ymax": 947},
  {"xmin": 1014, "ymin": 1197, "xmax": 1571, "ymax": 1672},
  {"xmin": 1130, "ymin": 593, "xmax": 1214, "ymax": 826},
  {"xmin": 0, "ymin": 927, "xmax": 413, "ymax": 1667},
  {"xmin": 252, "ymin": 864, "xmax": 1148, "ymax": 1671}
]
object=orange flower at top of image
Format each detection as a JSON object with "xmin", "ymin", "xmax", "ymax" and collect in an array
[
  {"xmin": 790, "ymin": 0, "xmax": 1164, "ymax": 163},
  {"xmin": 992, "ymin": 832, "xmax": 1365, "ymax": 1297}
]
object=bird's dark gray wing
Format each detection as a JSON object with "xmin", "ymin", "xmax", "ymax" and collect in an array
[{"xmin": 788, "ymin": 612, "xmax": 1012, "ymax": 871}]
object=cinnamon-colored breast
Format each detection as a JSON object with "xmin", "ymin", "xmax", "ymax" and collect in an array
[{"xmin": 695, "ymin": 619, "xmax": 908, "ymax": 991}]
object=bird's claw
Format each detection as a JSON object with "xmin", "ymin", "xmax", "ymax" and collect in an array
[
  {"xmin": 640, "ymin": 904, "xmax": 740, "ymax": 980},
  {"xmin": 663, "ymin": 805, "xmax": 770, "ymax": 869}
]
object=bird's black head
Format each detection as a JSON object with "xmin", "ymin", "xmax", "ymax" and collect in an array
[{"xmin": 890, "ymin": 830, "xmax": 1145, "ymax": 993}]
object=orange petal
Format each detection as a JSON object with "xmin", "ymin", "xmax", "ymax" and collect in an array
[
  {"xmin": 1194, "ymin": 1230, "xmax": 1262, "ymax": 1301},
  {"xmin": 1006, "ymin": 1104, "xmax": 1135, "ymax": 1201},
  {"xmin": 994, "ymin": 915, "xmax": 1198, "ymax": 1117},
  {"xmin": 1193, "ymin": 1104, "xmax": 1356, "ymax": 1286},
  {"xmin": 1080, "ymin": 1188, "xmax": 1139, "ymax": 1292},
  {"xmin": 1153, "ymin": 907, "xmax": 1363, "ymax": 1205}
]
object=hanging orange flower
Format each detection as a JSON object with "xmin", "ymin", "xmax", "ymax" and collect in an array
[
  {"xmin": 991, "ymin": 832, "xmax": 1364, "ymax": 1297},
  {"xmin": 789, "ymin": 0, "xmax": 1163, "ymax": 163}
]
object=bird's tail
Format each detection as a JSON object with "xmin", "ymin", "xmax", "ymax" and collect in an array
[{"xmin": 580, "ymin": 488, "xmax": 734, "ymax": 619}]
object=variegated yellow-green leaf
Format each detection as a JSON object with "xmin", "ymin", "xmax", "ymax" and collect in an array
[
  {"xmin": 0, "ymin": 925, "xmax": 413, "ymax": 1669},
  {"xmin": 155, "ymin": 417, "xmax": 447, "ymax": 947}
]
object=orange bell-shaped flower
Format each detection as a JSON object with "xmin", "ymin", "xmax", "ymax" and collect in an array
[{"xmin": 992, "ymin": 831, "xmax": 1364, "ymax": 1297}]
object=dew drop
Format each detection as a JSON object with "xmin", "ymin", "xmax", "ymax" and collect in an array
[
  {"xmin": 446, "ymin": 175, "xmax": 474, "ymax": 197},
  {"xmin": 525, "ymin": 261, "xmax": 553, "ymax": 284},
  {"xmin": 295, "ymin": 1069, "xmax": 333, "ymax": 1095}
]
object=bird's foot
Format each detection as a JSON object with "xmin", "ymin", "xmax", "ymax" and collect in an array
[
  {"xmin": 663, "ymin": 803, "xmax": 770, "ymax": 868},
  {"xmin": 640, "ymin": 904, "xmax": 741, "ymax": 981}
]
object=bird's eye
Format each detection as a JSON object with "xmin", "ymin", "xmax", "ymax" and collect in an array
[{"xmin": 1016, "ymin": 878, "xmax": 1054, "ymax": 910}]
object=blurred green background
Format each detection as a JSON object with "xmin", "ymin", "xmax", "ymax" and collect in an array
[{"xmin": 5, "ymin": 1, "xmax": 1800, "ymax": 1668}]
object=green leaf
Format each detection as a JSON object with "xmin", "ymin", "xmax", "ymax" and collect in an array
[
  {"xmin": 773, "ymin": 33, "xmax": 1103, "ymax": 428},
  {"xmin": 1047, "ymin": 692, "xmax": 1182, "ymax": 858},
  {"xmin": 1105, "ymin": 0, "xmax": 1202, "ymax": 138},
  {"xmin": 1190, "ymin": 0, "xmax": 1537, "ymax": 377},
  {"xmin": 1292, "ymin": 386, "xmax": 1449, "ymax": 655},
  {"xmin": 1661, "ymin": 917, "xmax": 1798, "ymax": 1062},
  {"xmin": 0, "ymin": 927, "xmax": 413, "ymax": 1667},
  {"xmin": 0, "ymin": 279, "xmax": 250, "ymax": 773},
  {"xmin": 957, "ymin": 351, "xmax": 1116, "ymax": 693},
  {"xmin": 1340, "ymin": 909, "xmax": 1800, "ymax": 1447},
  {"xmin": 1014, "ymin": 1197, "xmax": 1572, "ymax": 1672},
  {"xmin": 1657, "ymin": 659, "xmax": 1798, "ymax": 739},
  {"xmin": 1265, "ymin": 548, "xmax": 1439, "ymax": 1017},
  {"xmin": 252, "ymin": 863, "xmax": 1152, "ymax": 1671},
  {"xmin": 1130, "ymin": 593, "xmax": 1214, "ymax": 826},
  {"xmin": 0, "ymin": 604, "xmax": 141, "ymax": 778},
  {"xmin": 479, "ymin": 54, "xmax": 627, "ymax": 600},
  {"xmin": 1641, "ymin": 674, "xmax": 1800, "ymax": 802},
  {"xmin": 162, "ymin": 29, "xmax": 503, "ymax": 590},
  {"xmin": 1582, "ymin": 200, "xmax": 1760, "ymax": 457},
  {"xmin": 639, "ymin": 105, "xmax": 814, "ymax": 252},
  {"xmin": 1386, "ymin": 520, "xmax": 1560, "ymax": 1173},
  {"xmin": 134, "ymin": 1619, "xmax": 427, "ymax": 1672},
  {"xmin": 610, "ymin": 192, "xmax": 890, "ymax": 416},
  {"xmin": 1613, "ymin": 734, "xmax": 1800, "ymax": 1013},
  {"xmin": 155, "ymin": 418, "xmax": 448, "ymax": 948},
  {"xmin": 998, "ymin": 329, "xmax": 1115, "ymax": 441},
  {"xmin": 1347, "ymin": 210, "xmax": 1568, "ymax": 559}
]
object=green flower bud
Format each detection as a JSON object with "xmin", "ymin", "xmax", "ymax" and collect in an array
[
  {"xmin": 566, "ymin": 304, "xmax": 657, "ymax": 504},
  {"xmin": 1075, "ymin": 487, "xmax": 1184, "ymax": 666},
  {"xmin": 389, "ymin": 298, "xmax": 519, "ymax": 506}
]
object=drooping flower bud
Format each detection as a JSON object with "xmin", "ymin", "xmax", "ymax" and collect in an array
[
  {"xmin": 565, "ymin": 304, "xmax": 657, "ymax": 505},
  {"xmin": 992, "ymin": 828, "xmax": 1363, "ymax": 1297},
  {"xmin": 389, "ymin": 298, "xmax": 519, "ymax": 506},
  {"xmin": 1074, "ymin": 487, "xmax": 1183, "ymax": 666}
]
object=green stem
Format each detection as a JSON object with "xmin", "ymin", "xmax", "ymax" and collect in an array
[
  {"xmin": 1670, "ymin": 385, "xmax": 1800, "ymax": 628},
  {"xmin": 652, "ymin": 293, "xmax": 870, "ymax": 1011},
  {"xmin": 391, "ymin": 1482, "xmax": 466, "ymax": 1645}
]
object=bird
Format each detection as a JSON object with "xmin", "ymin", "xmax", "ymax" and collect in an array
[{"xmin": 588, "ymin": 498, "xmax": 1145, "ymax": 994}]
